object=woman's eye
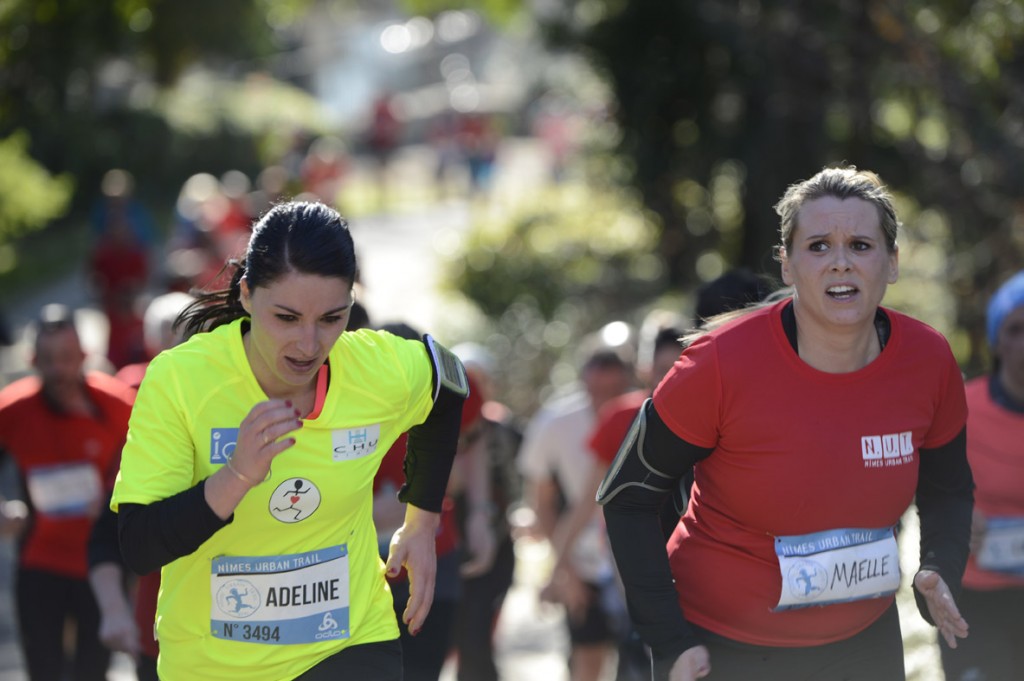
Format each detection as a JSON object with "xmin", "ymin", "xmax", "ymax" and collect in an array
[
  {"xmin": 851, "ymin": 240, "xmax": 871, "ymax": 251},
  {"xmin": 276, "ymin": 314, "xmax": 297, "ymax": 323},
  {"xmin": 322, "ymin": 315, "xmax": 343, "ymax": 324},
  {"xmin": 808, "ymin": 241, "xmax": 828, "ymax": 252}
]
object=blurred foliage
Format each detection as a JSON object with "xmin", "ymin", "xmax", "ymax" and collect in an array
[
  {"xmin": 0, "ymin": 0, "xmax": 325, "ymax": 213},
  {"xmin": 452, "ymin": 185, "xmax": 663, "ymax": 317},
  {"xmin": 446, "ymin": 184, "xmax": 666, "ymax": 415},
  {"xmin": 0, "ymin": 132, "xmax": 74, "ymax": 248},
  {"xmin": 6, "ymin": 0, "xmax": 1024, "ymax": 387},
  {"xmin": 154, "ymin": 71, "xmax": 329, "ymax": 173},
  {"xmin": 0, "ymin": 0, "xmax": 329, "ymax": 300},
  {"xmin": 514, "ymin": 0, "xmax": 1024, "ymax": 377}
]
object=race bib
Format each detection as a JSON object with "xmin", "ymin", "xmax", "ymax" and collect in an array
[
  {"xmin": 26, "ymin": 463, "xmax": 101, "ymax": 517},
  {"xmin": 976, "ymin": 517, "xmax": 1024, "ymax": 575},
  {"xmin": 210, "ymin": 546, "xmax": 350, "ymax": 645},
  {"xmin": 773, "ymin": 527, "xmax": 900, "ymax": 611}
]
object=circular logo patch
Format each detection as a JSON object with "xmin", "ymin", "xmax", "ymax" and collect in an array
[
  {"xmin": 269, "ymin": 477, "xmax": 321, "ymax": 523},
  {"xmin": 215, "ymin": 579, "xmax": 261, "ymax": 618},
  {"xmin": 786, "ymin": 559, "xmax": 828, "ymax": 602}
]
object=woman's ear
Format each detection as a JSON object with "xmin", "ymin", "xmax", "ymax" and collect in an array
[
  {"xmin": 239, "ymin": 277, "xmax": 253, "ymax": 315},
  {"xmin": 887, "ymin": 245, "xmax": 899, "ymax": 285},
  {"xmin": 779, "ymin": 247, "xmax": 794, "ymax": 286}
]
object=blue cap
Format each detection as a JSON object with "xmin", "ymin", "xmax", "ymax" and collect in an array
[{"xmin": 987, "ymin": 270, "xmax": 1024, "ymax": 347}]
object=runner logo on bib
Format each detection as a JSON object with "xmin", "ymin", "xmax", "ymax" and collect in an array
[
  {"xmin": 773, "ymin": 527, "xmax": 900, "ymax": 611},
  {"xmin": 210, "ymin": 546, "xmax": 349, "ymax": 644}
]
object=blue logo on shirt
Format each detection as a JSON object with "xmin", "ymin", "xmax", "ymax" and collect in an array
[{"xmin": 211, "ymin": 428, "xmax": 239, "ymax": 463}]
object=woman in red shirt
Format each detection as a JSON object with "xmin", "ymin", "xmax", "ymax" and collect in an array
[{"xmin": 600, "ymin": 166, "xmax": 973, "ymax": 680}]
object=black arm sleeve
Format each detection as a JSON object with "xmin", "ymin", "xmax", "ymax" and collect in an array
[
  {"xmin": 117, "ymin": 480, "xmax": 232, "ymax": 575},
  {"xmin": 398, "ymin": 373, "xmax": 465, "ymax": 514},
  {"xmin": 914, "ymin": 426, "xmax": 973, "ymax": 624},
  {"xmin": 601, "ymin": 401, "xmax": 713, "ymax": 676},
  {"xmin": 87, "ymin": 492, "xmax": 122, "ymax": 568}
]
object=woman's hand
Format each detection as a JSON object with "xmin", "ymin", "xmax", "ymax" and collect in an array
[
  {"xmin": 97, "ymin": 603, "xmax": 140, "ymax": 657},
  {"xmin": 205, "ymin": 399, "xmax": 301, "ymax": 519},
  {"xmin": 233, "ymin": 399, "xmax": 304, "ymax": 480},
  {"xmin": 459, "ymin": 509, "xmax": 497, "ymax": 577},
  {"xmin": 89, "ymin": 563, "xmax": 140, "ymax": 657},
  {"xmin": 666, "ymin": 646, "xmax": 711, "ymax": 681},
  {"xmin": 914, "ymin": 569, "xmax": 969, "ymax": 648},
  {"xmin": 539, "ymin": 564, "xmax": 591, "ymax": 623},
  {"xmin": 386, "ymin": 505, "xmax": 440, "ymax": 635}
]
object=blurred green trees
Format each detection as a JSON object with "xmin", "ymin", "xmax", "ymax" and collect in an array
[
  {"xmin": 0, "ymin": 0, "xmax": 322, "ymax": 213},
  {"xmin": 0, "ymin": 132, "xmax": 73, "ymax": 247},
  {"xmin": 444, "ymin": 185, "xmax": 670, "ymax": 413},
  {"xmin": 452, "ymin": 187, "xmax": 663, "ymax": 319},
  {"xmin": 0, "ymin": 0, "xmax": 327, "ymax": 295},
  {"xmin": 6, "ymin": 0, "xmax": 1024, "ymax": 378},
  {"xmin": 467, "ymin": 0, "xmax": 1024, "ymax": 375}
]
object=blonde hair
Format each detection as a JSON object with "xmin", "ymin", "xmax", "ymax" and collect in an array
[{"xmin": 773, "ymin": 165, "xmax": 900, "ymax": 255}]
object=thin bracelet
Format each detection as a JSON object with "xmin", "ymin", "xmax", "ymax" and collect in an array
[{"xmin": 225, "ymin": 458, "xmax": 258, "ymax": 487}]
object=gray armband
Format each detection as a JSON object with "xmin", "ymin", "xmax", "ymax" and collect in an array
[
  {"xmin": 596, "ymin": 398, "xmax": 677, "ymax": 505},
  {"xmin": 424, "ymin": 334, "xmax": 469, "ymax": 400}
]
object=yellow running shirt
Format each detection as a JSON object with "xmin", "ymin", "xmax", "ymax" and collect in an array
[{"xmin": 112, "ymin": 320, "xmax": 435, "ymax": 680}]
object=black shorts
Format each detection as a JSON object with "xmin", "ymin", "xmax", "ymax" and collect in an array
[
  {"xmin": 295, "ymin": 639, "xmax": 403, "ymax": 681},
  {"xmin": 655, "ymin": 602, "xmax": 905, "ymax": 681}
]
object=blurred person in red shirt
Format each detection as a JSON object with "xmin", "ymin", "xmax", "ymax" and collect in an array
[
  {"xmin": 301, "ymin": 136, "xmax": 349, "ymax": 206},
  {"xmin": 0, "ymin": 304, "xmax": 135, "ymax": 681},
  {"xmin": 89, "ymin": 170, "xmax": 151, "ymax": 370}
]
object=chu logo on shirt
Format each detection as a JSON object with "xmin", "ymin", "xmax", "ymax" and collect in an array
[
  {"xmin": 269, "ymin": 478, "xmax": 322, "ymax": 523},
  {"xmin": 331, "ymin": 425, "xmax": 381, "ymax": 461}
]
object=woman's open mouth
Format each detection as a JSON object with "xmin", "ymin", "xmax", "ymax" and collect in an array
[
  {"xmin": 285, "ymin": 356, "xmax": 319, "ymax": 372},
  {"xmin": 826, "ymin": 285, "xmax": 858, "ymax": 300}
]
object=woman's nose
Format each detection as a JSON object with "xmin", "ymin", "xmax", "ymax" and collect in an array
[
  {"xmin": 295, "ymin": 324, "xmax": 318, "ymax": 354},
  {"xmin": 830, "ymin": 246, "xmax": 852, "ymax": 270}
]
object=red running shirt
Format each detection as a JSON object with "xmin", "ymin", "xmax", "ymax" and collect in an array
[
  {"xmin": 652, "ymin": 300, "xmax": 967, "ymax": 647},
  {"xmin": 961, "ymin": 376, "xmax": 1024, "ymax": 590},
  {"xmin": 0, "ymin": 372, "xmax": 134, "ymax": 579},
  {"xmin": 589, "ymin": 390, "xmax": 647, "ymax": 466}
]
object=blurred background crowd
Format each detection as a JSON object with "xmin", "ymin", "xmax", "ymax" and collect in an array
[{"xmin": 1, "ymin": 1, "xmax": 1024, "ymax": 680}]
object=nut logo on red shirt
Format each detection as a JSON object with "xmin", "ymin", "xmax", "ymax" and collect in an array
[{"xmin": 861, "ymin": 431, "xmax": 913, "ymax": 468}]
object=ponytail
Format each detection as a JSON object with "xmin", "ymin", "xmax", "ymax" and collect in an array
[{"xmin": 173, "ymin": 260, "xmax": 249, "ymax": 337}]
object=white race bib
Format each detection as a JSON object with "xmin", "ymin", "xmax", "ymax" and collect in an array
[
  {"xmin": 976, "ymin": 517, "xmax": 1024, "ymax": 575},
  {"xmin": 773, "ymin": 527, "xmax": 900, "ymax": 611},
  {"xmin": 26, "ymin": 464, "xmax": 101, "ymax": 517},
  {"xmin": 210, "ymin": 546, "xmax": 350, "ymax": 645}
]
